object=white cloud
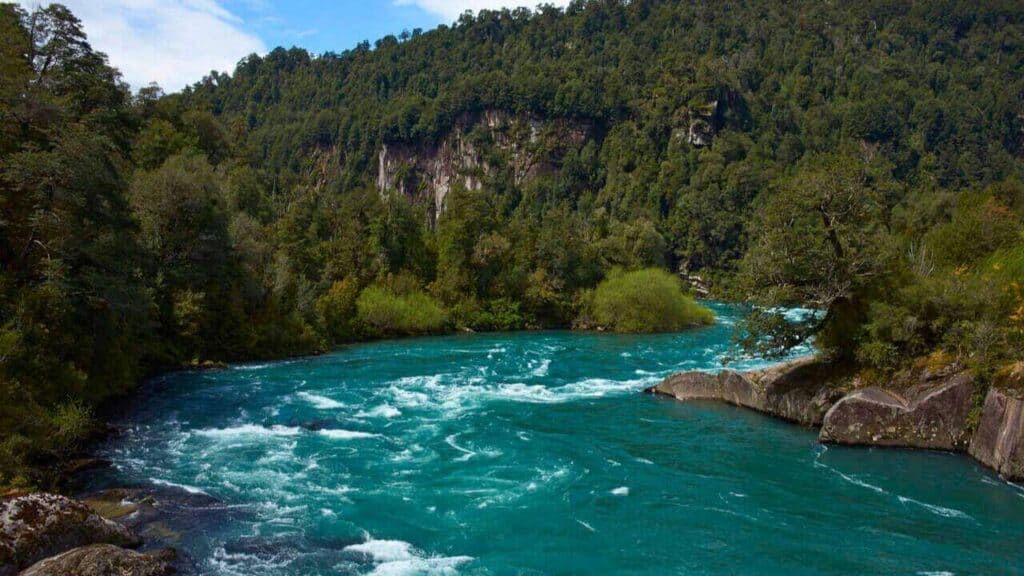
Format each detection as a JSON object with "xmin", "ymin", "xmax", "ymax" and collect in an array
[
  {"xmin": 395, "ymin": 0, "xmax": 571, "ymax": 21},
  {"xmin": 19, "ymin": 0, "xmax": 266, "ymax": 92}
]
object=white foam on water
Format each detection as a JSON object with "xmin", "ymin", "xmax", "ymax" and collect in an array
[
  {"xmin": 445, "ymin": 433, "xmax": 476, "ymax": 462},
  {"xmin": 369, "ymin": 556, "xmax": 474, "ymax": 576},
  {"xmin": 575, "ymin": 519, "xmax": 597, "ymax": 532},
  {"xmin": 346, "ymin": 539, "xmax": 414, "ymax": 562},
  {"xmin": 319, "ymin": 429, "xmax": 380, "ymax": 440},
  {"xmin": 611, "ymin": 486, "xmax": 629, "ymax": 496},
  {"xmin": 195, "ymin": 424, "xmax": 302, "ymax": 440},
  {"xmin": 898, "ymin": 496, "xmax": 973, "ymax": 520},
  {"xmin": 814, "ymin": 450, "xmax": 888, "ymax": 495},
  {"xmin": 344, "ymin": 539, "xmax": 473, "ymax": 576},
  {"xmin": 529, "ymin": 358, "xmax": 551, "ymax": 378},
  {"xmin": 297, "ymin": 391, "xmax": 345, "ymax": 409},
  {"xmin": 150, "ymin": 478, "xmax": 209, "ymax": 495},
  {"xmin": 233, "ymin": 363, "xmax": 271, "ymax": 371},
  {"xmin": 357, "ymin": 404, "xmax": 402, "ymax": 419}
]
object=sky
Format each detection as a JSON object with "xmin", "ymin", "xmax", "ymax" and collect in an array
[{"xmin": 18, "ymin": 0, "xmax": 571, "ymax": 93}]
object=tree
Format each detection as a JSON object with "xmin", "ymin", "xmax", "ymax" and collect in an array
[{"xmin": 737, "ymin": 149, "xmax": 895, "ymax": 358}]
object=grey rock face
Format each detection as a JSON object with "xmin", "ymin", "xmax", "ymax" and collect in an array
[
  {"xmin": 0, "ymin": 493, "xmax": 141, "ymax": 576},
  {"xmin": 648, "ymin": 358, "xmax": 843, "ymax": 426},
  {"xmin": 819, "ymin": 372, "xmax": 975, "ymax": 450},
  {"xmin": 18, "ymin": 544, "xmax": 175, "ymax": 576},
  {"xmin": 969, "ymin": 387, "xmax": 1024, "ymax": 481}
]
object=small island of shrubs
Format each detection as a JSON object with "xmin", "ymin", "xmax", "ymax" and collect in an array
[{"xmin": 585, "ymin": 268, "xmax": 715, "ymax": 333}]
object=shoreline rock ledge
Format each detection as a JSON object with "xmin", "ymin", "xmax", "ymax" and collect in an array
[
  {"xmin": 646, "ymin": 358, "xmax": 1024, "ymax": 481},
  {"xmin": 645, "ymin": 357, "xmax": 846, "ymax": 426}
]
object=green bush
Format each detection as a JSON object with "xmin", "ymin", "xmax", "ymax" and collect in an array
[
  {"xmin": 355, "ymin": 285, "xmax": 449, "ymax": 337},
  {"xmin": 316, "ymin": 279, "xmax": 360, "ymax": 343},
  {"xmin": 588, "ymin": 268, "xmax": 715, "ymax": 333},
  {"xmin": 452, "ymin": 298, "xmax": 527, "ymax": 331}
]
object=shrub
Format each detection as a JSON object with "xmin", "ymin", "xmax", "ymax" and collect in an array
[
  {"xmin": 355, "ymin": 286, "xmax": 448, "ymax": 337},
  {"xmin": 588, "ymin": 268, "xmax": 714, "ymax": 333},
  {"xmin": 316, "ymin": 279, "xmax": 360, "ymax": 343},
  {"xmin": 453, "ymin": 298, "xmax": 527, "ymax": 331}
]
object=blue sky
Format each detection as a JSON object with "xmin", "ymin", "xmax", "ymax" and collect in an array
[{"xmin": 18, "ymin": 1, "xmax": 568, "ymax": 93}]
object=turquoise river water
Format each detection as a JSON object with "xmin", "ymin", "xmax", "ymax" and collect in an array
[{"xmin": 89, "ymin": 303, "xmax": 1024, "ymax": 575}]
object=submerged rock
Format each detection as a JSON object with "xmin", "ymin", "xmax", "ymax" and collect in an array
[
  {"xmin": 969, "ymin": 387, "xmax": 1024, "ymax": 481},
  {"xmin": 819, "ymin": 372, "xmax": 974, "ymax": 450},
  {"xmin": 0, "ymin": 493, "xmax": 141, "ymax": 576},
  {"xmin": 18, "ymin": 544, "xmax": 176, "ymax": 576},
  {"xmin": 647, "ymin": 358, "xmax": 844, "ymax": 426}
]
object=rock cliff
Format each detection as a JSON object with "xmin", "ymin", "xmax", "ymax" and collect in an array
[
  {"xmin": 969, "ymin": 387, "xmax": 1024, "ymax": 480},
  {"xmin": 376, "ymin": 110, "xmax": 590, "ymax": 223}
]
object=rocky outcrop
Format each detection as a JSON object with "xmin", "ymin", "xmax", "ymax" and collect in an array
[
  {"xmin": 18, "ymin": 544, "xmax": 175, "ymax": 576},
  {"xmin": 377, "ymin": 110, "xmax": 589, "ymax": 223},
  {"xmin": 969, "ymin": 387, "xmax": 1024, "ymax": 481},
  {"xmin": 648, "ymin": 357, "xmax": 1024, "ymax": 480},
  {"xmin": 819, "ymin": 372, "xmax": 974, "ymax": 450},
  {"xmin": 647, "ymin": 358, "xmax": 846, "ymax": 426},
  {"xmin": 0, "ymin": 494, "xmax": 141, "ymax": 576}
]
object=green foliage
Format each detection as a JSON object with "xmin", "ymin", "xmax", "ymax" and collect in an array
[
  {"xmin": 2, "ymin": 0, "xmax": 1024, "ymax": 484},
  {"xmin": 737, "ymin": 150, "xmax": 897, "ymax": 358},
  {"xmin": 355, "ymin": 286, "xmax": 449, "ymax": 338},
  {"xmin": 316, "ymin": 279, "xmax": 361, "ymax": 343},
  {"xmin": 924, "ymin": 195, "xmax": 1022, "ymax": 268},
  {"xmin": 588, "ymin": 269, "xmax": 714, "ymax": 333}
]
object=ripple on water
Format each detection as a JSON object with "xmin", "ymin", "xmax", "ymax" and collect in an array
[{"xmin": 89, "ymin": 305, "xmax": 1024, "ymax": 575}]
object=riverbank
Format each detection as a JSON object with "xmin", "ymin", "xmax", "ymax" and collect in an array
[
  {"xmin": 646, "ymin": 357, "xmax": 1024, "ymax": 481},
  {"xmin": 7, "ymin": 324, "xmax": 1024, "ymax": 575}
]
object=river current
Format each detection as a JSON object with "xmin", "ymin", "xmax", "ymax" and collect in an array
[{"xmin": 88, "ymin": 303, "xmax": 1024, "ymax": 575}]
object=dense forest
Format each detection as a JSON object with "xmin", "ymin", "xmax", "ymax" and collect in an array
[{"xmin": 1, "ymin": 0, "xmax": 1022, "ymax": 487}]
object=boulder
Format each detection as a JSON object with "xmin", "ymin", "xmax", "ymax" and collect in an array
[
  {"xmin": 647, "ymin": 358, "xmax": 844, "ymax": 426},
  {"xmin": 0, "ymin": 493, "xmax": 141, "ymax": 576},
  {"xmin": 18, "ymin": 544, "xmax": 175, "ymax": 576},
  {"xmin": 819, "ymin": 372, "xmax": 974, "ymax": 450},
  {"xmin": 969, "ymin": 387, "xmax": 1024, "ymax": 481}
]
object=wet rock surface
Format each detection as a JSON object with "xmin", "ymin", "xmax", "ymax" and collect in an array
[
  {"xmin": 969, "ymin": 387, "xmax": 1024, "ymax": 481},
  {"xmin": 649, "ymin": 358, "xmax": 1024, "ymax": 480},
  {"xmin": 0, "ymin": 493, "xmax": 140, "ymax": 576},
  {"xmin": 647, "ymin": 358, "xmax": 844, "ymax": 426},
  {"xmin": 819, "ymin": 372, "xmax": 975, "ymax": 450},
  {"xmin": 18, "ymin": 544, "xmax": 176, "ymax": 576}
]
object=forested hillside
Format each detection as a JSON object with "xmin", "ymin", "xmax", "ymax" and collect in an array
[{"xmin": 1, "ymin": 0, "xmax": 1022, "ymax": 486}]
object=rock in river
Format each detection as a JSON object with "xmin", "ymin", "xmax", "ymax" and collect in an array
[
  {"xmin": 647, "ymin": 358, "xmax": 845, "ymax": 426},
  {"xmin": 18, "ymin": 544, "xmax": 176, "ymax": 576},
  {"xmin": 0, "ymin": 493, "xmax": 141, "ymax": 576}
]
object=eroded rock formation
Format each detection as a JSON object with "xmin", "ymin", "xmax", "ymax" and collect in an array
[
  {"xmin": 969, "ymin": 387, "xmax": 1024, "ymax": 480},
  {"xmin": 18, "ymin": 544, "xmax": 176, "ymax": 576},
  {"xmin": 819, "ymin": 372, "xmax": 974, "ymax": 450},
  {"xmin": 647, "ymin": 357, "xmax": 846, "ymax": 426},
  {"xmin": 0, "ymin": 494, "xmax": 140, "ymax": 576},
  {"xmin": 649, "ymin": 359, "xmax": 1024, "ymax": 481}
]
